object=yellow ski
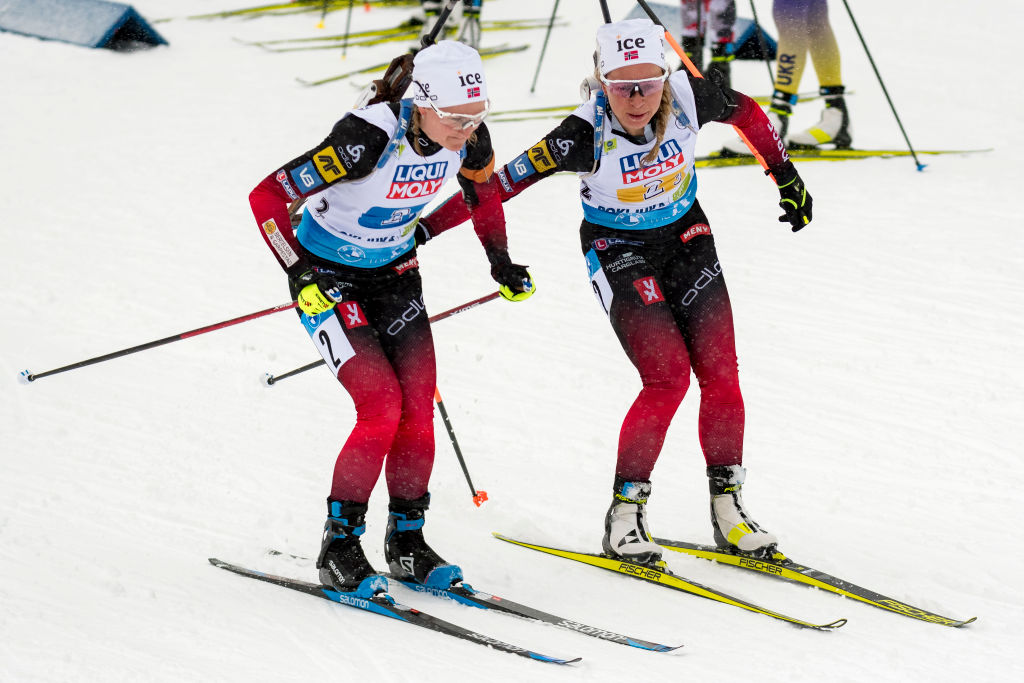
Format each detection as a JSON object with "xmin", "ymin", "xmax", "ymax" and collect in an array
[
  {"xmin": 655, "ymin": 538, "xmax": 976, "ymax": 628},
  {"xmin": 493, "ymin": 533, "xmax": 846, "ymax": 631}
]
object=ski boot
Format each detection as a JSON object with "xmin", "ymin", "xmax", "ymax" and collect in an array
[
  {"xmin": 706, "ymin": 43, "xmax": 733, "ymax": 89},
  {"xmin": 385, "ymin": 493, "xmax": 463, "ymax": 589},
  {"xmin": 707, "ymin": 465, "xmax": 778, "ymax": 556},
  {"xmin": 602, "ymin": 476, "xmax": 662, "ymax": 564},
  {"xmin": 316, "ymin": 500, "xmax": 388, "ymax": 598},
  {"xmin": 720, "ymin": 90, "xmax": 794, "ymax": 156},
  {"xmin": 788, "ymin": 85, "xmax": 852, "ymax": 149}
]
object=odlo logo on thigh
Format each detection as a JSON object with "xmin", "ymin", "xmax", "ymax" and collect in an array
[
  {"xmin": 340, "ymin": 302, "xmax": 368, "ymax": 329},
  {"xmin": 633, "ymin": 276, "xmax": 664, "ymax": 305},
  {"xmin": 681, "ymin": 262, "xmax": 722, "ymax": 306}
]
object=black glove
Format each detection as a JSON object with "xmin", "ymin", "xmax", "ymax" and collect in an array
[
  {"xmin": 487, "ymin": 252, "xmax": 535, "ymax": 302},
  {"xmin": 413, "ymin": 217, "xmax": 433, "ymax": 247},
  {"xmin": 769, "ymin": 161, "xmax": 813, "ymax": 231}
]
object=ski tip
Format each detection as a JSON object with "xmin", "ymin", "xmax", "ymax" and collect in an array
[
  {"xmin": 956, "ymin": 616, "xmax": 978, "ymax": 627},
  {"xmin": 823, "ymin": 618, "xmax": 848, "ymax": 629}
]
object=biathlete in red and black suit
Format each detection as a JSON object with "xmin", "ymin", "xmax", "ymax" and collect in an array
[
  {"xmin": 419, "ymin": 18, "xmax": 813, "ymax": 563},
  {"xmin": 248, "ymin": 41, "xmax": 533, "ymax": 597}
]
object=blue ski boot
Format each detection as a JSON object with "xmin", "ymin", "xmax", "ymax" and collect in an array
[
  {"xmin": 385, "ymin": 493, "xmax": 463, "ymax": 589},
  {"xmin": 316, "ymin": 500, "xmax": 387, "ymax": 598}
]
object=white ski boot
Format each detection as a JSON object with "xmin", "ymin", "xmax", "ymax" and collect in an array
[
  {"xmin": 602, "ymin": 477, "xmax": 662, "ymax": 564},
  {"xmin": 707, "ymin": 465, "xmax": 778, "ymax": 554},
  {"xmin": 788, "ymin": 86, "xmax": 852, "ymax": 149}
]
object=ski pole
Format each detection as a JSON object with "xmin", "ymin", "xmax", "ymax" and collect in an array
[
  {"xmin": 839, "ymin": 0, "xmax": 924, "ymax": 171},
  {"xmin": 264, "ymin": 291, "xmax": 501, "ymax": 384},
  {"xmin": 748, "ymin": 0, "xmax": 775, "ymax": 87},
  {"xmin": 529, "ymin": 0, "xmax": 561, "ymax": 93},
  {"xmin": 21, "ymin": 302, "xmax": 299, "ymax": 383},
  {"xmin": 634, "ymin": 0, "xmax": 769, "ymax": 172},
  {"xmin": 434, "ymin": 385, "xmax": 488, "ymax": 506},
  {"xmin": 341, "ymin": 0, "xmax": 354, "ymax": 56},
  {"xmin": 597, "ymin": 0, "xmax": 611, "ymax": 23}
]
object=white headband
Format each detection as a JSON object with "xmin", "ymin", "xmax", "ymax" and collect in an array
[
  {"xmin": 595, "ymin": 18, "xmax": 667, "ymax": 77},
  {"xmin": 412, "ymin": 40, "xmax": 488, "ymax": 108}
]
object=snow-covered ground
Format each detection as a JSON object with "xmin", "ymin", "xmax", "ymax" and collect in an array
[{"xmin": 2, "ymin": 1, "xmax": 1021, "ymax": 680}]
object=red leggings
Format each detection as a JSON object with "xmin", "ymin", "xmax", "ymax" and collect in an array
[
  {"xmin": 582, "ymin": 207, "xmax": 744, "ymax": 481},
  {"xmin": 298, "ymin": 260, "xmax": 437, "ymax": 503}
]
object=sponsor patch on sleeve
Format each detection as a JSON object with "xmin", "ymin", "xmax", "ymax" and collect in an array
[
  {"xmin": 314, "ymin": 146, "xmax": 347, "ymax": 183},
  {"xmin": 507, "ymin": 152, "xmax": 536, "ymax": 182},
  {"xmin": 275, "ymin": 170, "xmax": 298, "ymax": 200},
  {"xmin": 527, "ymin": 141, "xmax": 557, "ymax": 173},
  {"xmin": 262, "ymin": 218, "xmax": 300, "ymax": 267},
  {"xmin": 290, "ymin": 161, "xmax": 325, "ymax": 192}
]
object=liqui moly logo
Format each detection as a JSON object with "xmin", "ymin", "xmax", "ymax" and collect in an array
[
  {"xmin": 387, "ymin": 161, "xmax": 448, "ymax": 199},
  {"xmin": 619, "ymin": 140, "xmax": 684, "ymax": 184}
]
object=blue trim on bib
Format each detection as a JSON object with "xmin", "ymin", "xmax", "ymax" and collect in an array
[
  {"xmin": 297, "ymin": 210, "xmax": 414, "ymax": 268},
  {"xmin": 582, "ymin": 177, "xmax": 698, "ymax": 230}
]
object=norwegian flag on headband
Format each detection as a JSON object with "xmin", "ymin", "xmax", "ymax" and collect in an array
[
  {"xmin": 624, "ymin": 49, "xmax": 639, "ymax": 60},
  {"xmin": 467, "ymin": 86, "xmax": 481, "ymax": 98}
]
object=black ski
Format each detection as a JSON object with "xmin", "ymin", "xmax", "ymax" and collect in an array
[
  {"xmin": 208, "ymin": 558, "xmax": 580, "ymax": 664},
  {"xmin": 653, "ymin": 538, "xmax": 977, "ymax": 628},
  {"xmin": 391, "ymin": 577, "xmax": 682, "ymax": 652}
]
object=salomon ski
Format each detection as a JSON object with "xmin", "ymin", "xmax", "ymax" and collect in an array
[
  {"xmin": 653, "ymin": 538, "xmax": 976, "ymax": 628},
  {"xmin": 264, "ymin": 549, "xmax": 680, "ymax": 651},
  {"xmin": 492, "ymin": 534, "xmax": 846, "ymax": 630},
  {"xmin": 209, "ymin": 558, "xmax": 580, "ymax": 664}
]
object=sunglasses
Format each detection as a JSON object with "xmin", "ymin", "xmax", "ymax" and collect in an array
[
  {"xmin": 600, "ymin": 73, "xmax": 669, "ymax": 98},
  {"xmin": 414, "ymin": 81, "xmax": 490, "ymax": 130}
]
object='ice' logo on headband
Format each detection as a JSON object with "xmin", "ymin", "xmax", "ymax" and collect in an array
[{"xmin": 616, "ymin": 37, "xmax": 646, "ymax": 51}]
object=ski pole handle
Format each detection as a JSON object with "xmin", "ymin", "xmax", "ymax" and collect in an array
[{"xmin": 21, "ymin": 302, "xmax": 298, "ymax": 383}]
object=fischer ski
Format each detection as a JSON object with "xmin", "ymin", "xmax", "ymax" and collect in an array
[
  {"xmin": 264, "ymin": 549, "xmax": 680, "ymax": 652},
  {"xmin": 696, "ymin": 147, "xmax": 993, "ymax": 168},
  {"xmin": 209, "ymin": 558, "xmax": 581, "ymax": 664},
  {"xmin": 298, "ymin": 44, "xmax": 529, "ymax": 87},
  {"xmin": 493, "ymin": 534, "xmax": 846, "ymax": 631},
  {"xmin": 653, "ymin": 538, "xmax": 976, "ymax": 628}
]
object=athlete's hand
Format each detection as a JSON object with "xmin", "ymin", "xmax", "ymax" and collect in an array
[
  {"xmin": 491, "ymin": 261, "xmax": 535, "ymax": 302},
  {"xmin": 770, "ymin": 161, "xmax": 813, "ymax": 231},
  {"xmin": 290, "ymin": 269, "xmax": 343, "ymax": 316},
  {"xmin": 413, "ymin": 217, "xmax": 433, "ymax": 247}
]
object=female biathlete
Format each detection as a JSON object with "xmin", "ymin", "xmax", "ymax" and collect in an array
[
  {"xmin": 419, "ymin": 19, "xmax": 812, "ymax": 563},
  {"xmin": 248, "ymin": 41, "xmax": 533, "ymax": 596}
]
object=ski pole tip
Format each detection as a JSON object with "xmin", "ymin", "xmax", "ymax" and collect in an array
[
  {"xmin": 472, "ymin": 491, "xmax": 489, "ymax": 507},
  {"xmin": 264, "ymin": 373, "xmax": 276, "ymax": 386},
  {"xmin": 19, "ymin": 369, "xmax": 34, "ymax": 383},
  {"xmin": 916, "ymin": 162, "xmax": 928, "ymax": 172}
]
